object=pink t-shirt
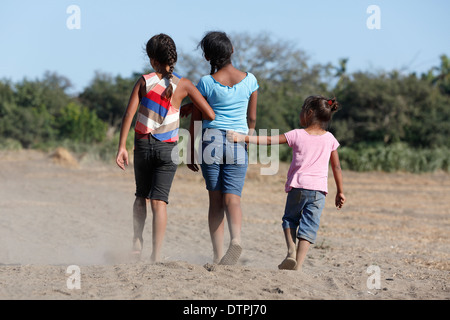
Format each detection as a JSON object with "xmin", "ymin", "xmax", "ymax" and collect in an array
[{"xmin": 284, "ymin": 129, "xmax": 340, "ymax": 194}]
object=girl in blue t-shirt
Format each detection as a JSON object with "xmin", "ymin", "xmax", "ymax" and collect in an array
[{"xmin": 188, "ymin": 31, "xmax": 259, "ymax": 265}]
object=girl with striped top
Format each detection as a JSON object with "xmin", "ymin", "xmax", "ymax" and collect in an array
[{"xmin": 116, "ymin": 34, "xmax": 215, "ymax": 262}]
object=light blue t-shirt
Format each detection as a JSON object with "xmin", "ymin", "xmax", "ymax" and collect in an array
[{"xmin": 196, "ymin": 72, "xmax": 259, "ymax": 134}]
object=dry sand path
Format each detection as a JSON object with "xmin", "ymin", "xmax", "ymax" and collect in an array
[{"xmin": 0, "ymin": 150, "xmax": 448, "ymax": 300}]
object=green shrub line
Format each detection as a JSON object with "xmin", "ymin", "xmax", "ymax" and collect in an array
[
  {"xmin": 338, "ymin": 143, "xmax": 450, "ymax": 173},
  {"xmin": 1, "ymin": 41, "xmax": 449, "ymax": 174},
  {"xmin": 1, "ymin": 138, "xmax": 448, "ymax": 173},
  {"xmin": 0, "ymin": 132, "xmax": 134, "ymax": 165}
]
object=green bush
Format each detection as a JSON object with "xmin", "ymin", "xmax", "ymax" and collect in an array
[
  {"xmin": 0, "ymin": 138, "xmax": 23, "ymax": 150},
  {"xmin": 58, "ymin": 102, "xmax": 108, "ymax": 144},
  {"xmin": 339, "ymin": 143, "xmax": 450, "ymax": 172}
]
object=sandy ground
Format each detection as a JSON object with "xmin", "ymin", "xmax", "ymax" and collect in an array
[{"xmin": 0, "ymin": 149, "xmax": 448, "ymax": 300}]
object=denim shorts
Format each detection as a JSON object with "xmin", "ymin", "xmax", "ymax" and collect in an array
[
  {"xmin": 282, "ymin": 188, "xmax": 326, "ymax": 244},
  {"xmin": 200, "ymin": 129, "xmax": 248, "ymax": 197},
  {"xmin": 133, "ymin": 134, "xmax": 178, "ymax": 204}
]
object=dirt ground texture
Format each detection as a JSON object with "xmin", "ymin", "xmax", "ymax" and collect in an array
[{"xmin": 0, "ymin": 149, "xmax": 448, "ymax": 300}]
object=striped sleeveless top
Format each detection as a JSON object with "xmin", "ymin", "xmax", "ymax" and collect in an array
[{"xmin": 135, "ymin": 72, "xmax": 182, "ymax": 142}]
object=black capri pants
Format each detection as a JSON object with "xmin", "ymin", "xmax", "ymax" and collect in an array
[{"xmin": 133, "ymin": 134, "xmax": 178, "ymax": 204}]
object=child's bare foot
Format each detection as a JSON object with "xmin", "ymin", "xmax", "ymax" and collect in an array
[
  {"xmin": 130, "ymin": 238, "xmax": 143, "ymax": 261},
  {"xmin": 219, "ymin": 242, "xmax": 242, "ymax": 265},
  {"xmin": 278, "ymin": 257, "xmax": 297, "ymax": 270},
  {"xmin": 150, "ymin": 253, "xmax": 162, "ymax": 263}
]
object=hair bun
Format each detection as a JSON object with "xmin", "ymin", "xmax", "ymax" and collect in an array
[{"xmin": 327, "ymin": 98, "xmax": 339, "ymax": 112}]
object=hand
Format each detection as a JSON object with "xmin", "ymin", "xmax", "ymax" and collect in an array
[
  {"xmin": 180, "ymin": 103, "xmax": 194, "ymax": 118},
  {"xmin": 187, "ymin": 151, "xmax": 199, "ymax": 172},
  {"xmin": 335, "ymin": 192, "xmax": 346, "ymax": 210},
  {"xmin": 116, "ymin": 148, "xmax": 129, "ymax": 170},
  {"xmin": 226, "ymin": 130, "xmax": 245, "ymax": 143},
  {"xmin": 187, "ymin": 164, "xmax": 199, "ymax": 172}
]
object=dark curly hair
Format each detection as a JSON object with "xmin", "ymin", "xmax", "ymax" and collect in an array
[
  {"xmin": 146, "ymin": 34, "xmax": 177, "ymax": 99},
  {"xmin": 199, "ymin": 31, "xmax": 233, "ymax": 75},
  {"xmin": 301, "ymin": 95, "xmax": 340, "ymax": 130}
]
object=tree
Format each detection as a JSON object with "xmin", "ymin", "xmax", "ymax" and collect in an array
[
  {"xmin": 431, "ymin": 54, "xmax": 450, "ymax": 95},
  {"xmin": 332, "ymin": 70, "xmax": 450, "ymax": 148},
  {"xmin": 14, "ymin": 71, "xmax": 73, "ymax": 115},
  {"xmin": 332, "ymin": 58, "xmax": 350, "ymax": 92},
  {"xmin": 0, "ymin": 73, "xmax": 72, "ymax": 148},
  {"xmin": 58, "ymin": 102, "xmax": 107, "ymax": 143},
  {"xmin": 177, "ymin": 32, "xmax": 331, "ymax": 133},
  {"xmin": 79, "ymin": 71, "xmax": 138, "ymax": 128}
]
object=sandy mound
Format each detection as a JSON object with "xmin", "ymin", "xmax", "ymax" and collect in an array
[{"xmin": 50, "ymin": 147, "xmax": 79, "ymax": 168}]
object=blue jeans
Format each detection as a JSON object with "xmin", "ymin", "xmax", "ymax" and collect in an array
[
  {"xmin": 282, "ymin": 188, "xmax": 326, "ymax": 244},
  {"xmin": 200, "ymin": 129, "xmax": 248, "ymax": 197}
]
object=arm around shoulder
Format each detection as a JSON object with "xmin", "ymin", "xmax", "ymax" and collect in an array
[{"xmin": 183, "ymin": 79, "xmax": 215, "ymax": 121}]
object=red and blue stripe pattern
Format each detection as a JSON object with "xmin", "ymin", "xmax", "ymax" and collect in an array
[{"xmin": 135, "ymin": 72, "xmax": 182, "ymax": 142}]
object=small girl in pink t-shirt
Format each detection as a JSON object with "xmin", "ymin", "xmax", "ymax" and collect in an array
[{"xmin": 228, "ymin": 95, "xmax": 346, "ymax": 271}]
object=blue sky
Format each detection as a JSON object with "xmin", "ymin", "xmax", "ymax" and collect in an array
[{"xmin": 1, "ymin": 0, "xmax": 449, "ymax": 93}]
